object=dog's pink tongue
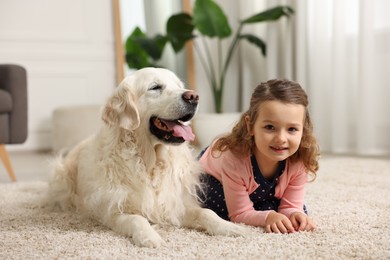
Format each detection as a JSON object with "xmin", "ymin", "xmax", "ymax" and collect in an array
[{"xmin": 164, "ymin": 121, "xmax": 195, "ymax": 141}]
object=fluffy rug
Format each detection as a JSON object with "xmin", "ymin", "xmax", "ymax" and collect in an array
[{"xmin": 1, "ymin": 156, "xmax": 390, "ymax": 259}]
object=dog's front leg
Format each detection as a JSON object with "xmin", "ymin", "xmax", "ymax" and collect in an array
[
  {"xmin": 182, "ymin": 207, "xmax": 249, "ymax": 236},
  {"xmin": 108, "ymin": 214, "xmax": 164, "ymax": 248}
]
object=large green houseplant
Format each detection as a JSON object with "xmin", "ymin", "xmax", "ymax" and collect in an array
[{"xmin": 125, "ymin": 0, "xmax": 293, "ymax": 113}]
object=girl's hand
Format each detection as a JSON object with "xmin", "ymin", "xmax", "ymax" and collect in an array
[
  {"xmin": 265, "ymin": 211, "xmax": 295, "ymax": 234},
  {"xmin": 289, "ymin": 212, "xmax": 317, "ymax": 232}
]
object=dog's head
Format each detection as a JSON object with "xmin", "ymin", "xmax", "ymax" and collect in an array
[{"xmin": 102, "ymin": 68, "xmax": 199, "ymax": 144}]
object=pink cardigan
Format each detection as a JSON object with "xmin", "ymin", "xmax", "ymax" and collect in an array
[{"xmin": 199, "ymin": 147, "xmax": 308, "ymax": 227}]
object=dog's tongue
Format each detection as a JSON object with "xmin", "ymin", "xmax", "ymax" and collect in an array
[{"xmin": 163, "ymin": 120, "xmax": 195, "ymax": 141}]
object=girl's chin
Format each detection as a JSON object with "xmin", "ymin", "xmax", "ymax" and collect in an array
[{"xmin": 268, "ymin": 149, "xmax": 290, "ymax": 160}]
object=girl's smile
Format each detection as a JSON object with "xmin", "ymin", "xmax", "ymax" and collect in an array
[
  {"xmin": 246, "ymin": 100, "xmax": 305, "ymax": 177},
  {"xmin": 270, "ymin": 146, "xmax": 288, "ymax": 153}
]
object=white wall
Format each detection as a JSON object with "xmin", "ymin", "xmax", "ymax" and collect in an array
[{"xmin": 0, "ymin": 0, "xmax": 145, "ymax": 151}]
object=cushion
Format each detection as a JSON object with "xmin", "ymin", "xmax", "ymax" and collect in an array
[{"xmin": 0, "ymin": 89, "xmax": 12, "ymax": 113}]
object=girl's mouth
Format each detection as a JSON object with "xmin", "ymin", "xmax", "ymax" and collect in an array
[{"xmin": 270, "ymin": 146, "xmax": 288, "ymax": 153}]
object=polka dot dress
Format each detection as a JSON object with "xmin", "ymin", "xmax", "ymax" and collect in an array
[
  {"xmin": 249, "ymin": 156, "xmax": 285, "ymax": 212},
  {"xmin": 199, "ymin": 154, "xmax": 286, "ymax": 220}
]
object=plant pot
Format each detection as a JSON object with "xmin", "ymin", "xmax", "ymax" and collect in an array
[{"xmin": 193, "ymin": 112, "xmax": 241, "ymax": 149}]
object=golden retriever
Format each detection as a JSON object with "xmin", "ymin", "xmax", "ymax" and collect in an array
[{"xmin": 48, "ymin": 68, "xmax": 247, "ymax": 248}]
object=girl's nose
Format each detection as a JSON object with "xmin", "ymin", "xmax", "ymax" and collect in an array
[{"xmin": 275, "ymin": 131, "xmax": 287, "ymax": 144}]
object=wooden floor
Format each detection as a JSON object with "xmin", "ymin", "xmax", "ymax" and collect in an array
[{"xmin": 0, "ymin": 150, "xmax": 53, "ymax": 183}]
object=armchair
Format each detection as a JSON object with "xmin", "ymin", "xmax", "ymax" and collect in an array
[{"xmin": 0, "ymin": 64, "xmax": 28, "ymax": 182}]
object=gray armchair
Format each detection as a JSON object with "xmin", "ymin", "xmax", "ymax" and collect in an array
[{"xmin": 0, "ymin": 64, "xmax": 28, "ymax": 182}]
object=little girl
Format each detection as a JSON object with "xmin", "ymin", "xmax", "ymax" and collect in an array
[{"xmin": 198, "ymin": 79, "xmax": 320, "ymax": 233}]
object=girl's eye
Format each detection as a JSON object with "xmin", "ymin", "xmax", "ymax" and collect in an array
[
  {"xmin": 264, "ymin": 125, "xmax": 275, "ymax": 130},
  {"xmin": 149, "ymin": 84, "xmax": 163, "ymax": 91},
  {"xmin": 288, "ymin": 127, "xmax": 299, "ymax": 133}
]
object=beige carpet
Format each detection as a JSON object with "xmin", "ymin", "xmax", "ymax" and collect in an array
[{"xmin": 1, "ymin": 156, "xmax": 390, "ymax": 259}]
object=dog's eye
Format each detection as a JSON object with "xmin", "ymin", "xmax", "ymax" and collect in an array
[{"xmin": 149, "ymin": 84, "xmax": 163, "ymax": 91}]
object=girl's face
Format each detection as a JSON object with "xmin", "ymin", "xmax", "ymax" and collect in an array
[{"xmin": 246, "ymin": 100, "xmax": 305, "ymax": 165}]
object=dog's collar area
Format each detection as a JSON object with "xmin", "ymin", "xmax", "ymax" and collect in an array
[{"xmin": 149, "ymin": 117, "xmax": 195, "ymax": 144}]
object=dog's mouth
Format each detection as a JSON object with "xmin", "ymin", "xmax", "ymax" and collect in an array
[{"xmin": 149, "ymin": 114, "xmax": 195, "ymax": 144}]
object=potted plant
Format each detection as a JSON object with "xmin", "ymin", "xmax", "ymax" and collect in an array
[
  {"xmin": 125, "ymin": 0, "xmax": 293, "ymax": 112},
  {"xmin": 125, "ymin": 0, "xmax": 293, "ymax": 147}
]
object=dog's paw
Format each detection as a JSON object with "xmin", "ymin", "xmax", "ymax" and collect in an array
[
  {"xmin": 209, "ymin": 220, "xmax": 250, "ymax": 237},
  {"xmin": 195, "ymin": 208, "xmax": 250, "ymax": 237},
  {"xmin": 223, "ymin": 222, "xmax": 250, "ymax": 236},
  {"xmin": 132, "ymin": 228, "xmax": 165, "ymax": 248}
]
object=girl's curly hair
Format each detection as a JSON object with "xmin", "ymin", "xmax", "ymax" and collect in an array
[{"xmin": 212, "ymin": 79, "xmax": 320, "ymax": 180}]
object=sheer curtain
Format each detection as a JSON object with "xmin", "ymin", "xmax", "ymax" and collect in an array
[
  {"xmin": 142, "ymin": 0, "xmax": 187, "ymax": 79},
  {"xmin": 194, "ymin": 0, "xmax": 390, "ymax": 156},
  {"xmin": 292, "ymin": 0, "xmax": 390, "ymax": 156},
  {"xmin": 256, "ymin": 0, "xmax": 390, "ymax": 156}
]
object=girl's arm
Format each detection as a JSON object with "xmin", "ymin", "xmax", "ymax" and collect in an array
[
  {"xmin": 277, "ymin": 162, "xmax": 307, "ymax": 218},
  {"xmin": 223, "ymin": 175, "xmax": 294, "ymax": 233},
  {"xmin": 222, "ymin": 172, "xmax": 272, "ymax": 227},
  {"xmin": 201, "ymin": 148, "xmax": 285, "ymax": 227}
]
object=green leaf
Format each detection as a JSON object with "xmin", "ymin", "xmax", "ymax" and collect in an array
[
  {"xmin": 133, "ymin": 34, "xmax": 168, "ymax": 60},
  {"xmin": 125, "ymin": 27, "xmax": 167, "ymax": 68},
  {"xmin": 167, "ymin": 13, "xmax": 195, "ymax": 52},
  {"xmin": 239, "ymin": 34, "xmax": 267, "ymax": 56},
  {"xmin": 125, "ymin": 27, "xmax": 146, "ymax": 53},
  {"xmin": 241, "ymin": 6, "xmax": 294, "ymax": 24},
  {"xmin": 125, "ymin": 52, "xmax": 154, "ymax": 69},
  {"xmin": 125, "ymin": 27, "xmax": 151, "ymax": 69},
  {"xmin": 193, "ymin": 0, "xmax": 231, "ymax": 38}
]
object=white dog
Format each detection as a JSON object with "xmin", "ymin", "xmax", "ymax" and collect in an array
[{"xmin": 48, "ymin": 68, "xmax": 247, "ymax": 248}]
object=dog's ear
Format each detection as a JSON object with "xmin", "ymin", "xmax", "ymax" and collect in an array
[{"xmin": 102, "ymin": 85, "xmax": 140, "ymax": 131}]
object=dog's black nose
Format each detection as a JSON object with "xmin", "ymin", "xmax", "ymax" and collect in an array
[{"xmin": 182, "ymin": 90, "xmax": 199, "ymax": 105}]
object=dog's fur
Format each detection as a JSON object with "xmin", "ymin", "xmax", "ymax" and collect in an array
[{"xmin": 48, "ymin": 68, "xmax": 247, "ymax": 248}]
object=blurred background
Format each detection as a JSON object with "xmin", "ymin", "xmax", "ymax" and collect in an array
[{"xmin": 0, "ymin": 0, "xmax": 389, "ymax": 162}]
